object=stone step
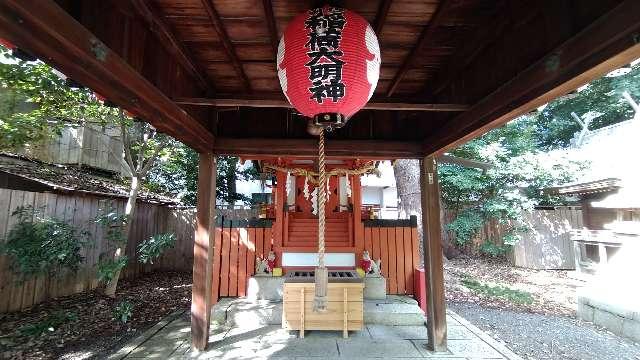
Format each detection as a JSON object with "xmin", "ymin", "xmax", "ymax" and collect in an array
[{"xmin": 212, "ymin": 295, "xmax": 425, "ymax": 327}]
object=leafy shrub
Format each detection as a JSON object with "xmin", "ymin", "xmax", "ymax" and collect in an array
[
  {"xmin": 1, "ymin": 206, "xmax": 88, "ymax": 279},
  {"xmin": 479, "ymin": 242, "xmax": 511, "ymax": 257},
  {"xmin": 19, "ymin": 311, "xmax": 77, "ymax": 337},
  {"xmin": 446, "ymin": 209, "xmax": 484, "ymax": 245},
  {"xmin": 461, "ymin": 276, "xmax": 534, "ymax": 304},
  {"xmin": 97, "ymin": 256, "xmax": 128, "ymax": 284},
  {"xmin": 95, "ymin": 209, "xmax": 127, "ymax": 245},
  {"xmin": 137, "ymin": 233, "xmax": 176, "ymax": 264},
  {"xmin": 113, "ymin": 301, "xmax": 134, "ymax": 324}
]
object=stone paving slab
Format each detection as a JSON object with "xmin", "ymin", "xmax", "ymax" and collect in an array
[
  {"xmin": 338, "ymin": 338, "xmax": 423, "ymax": 358},
  {"xmin": 116, "ymin": 300, "xmax": 522, "ymax": 360}
]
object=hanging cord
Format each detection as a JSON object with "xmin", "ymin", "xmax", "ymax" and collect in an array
[{"xmin": 313, "ymin": 127, "xmax": 328, "ymax": 312}]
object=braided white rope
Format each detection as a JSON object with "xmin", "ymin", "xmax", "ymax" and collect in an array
[
  {"xmin": 313, "ymin": 128, "xmax": 328, "ymax": 312},
  {"xmin": 317, "ymin": 128, "xmax": 326, "ymax": 268}
]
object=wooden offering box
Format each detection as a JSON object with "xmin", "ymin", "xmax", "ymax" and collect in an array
[{"xmin": 283, "ymin": 270, "xmax": 364, "ymax": 338}]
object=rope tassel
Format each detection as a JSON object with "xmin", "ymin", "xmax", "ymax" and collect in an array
[{"xmin": 313, "ymin": 128, "xmax": 328, "ymax": 312}]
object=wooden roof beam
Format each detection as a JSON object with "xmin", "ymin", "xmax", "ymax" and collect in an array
[
  {"xmin": 386, "ymin": 0, "xmax": 454, "ymax": 97},
  {"xmin": 373, "ymin": 0, "xmax": 392, "ymax": 35},
  {"xmin": 0, "ymin": 0, "xmax": 214, "ymax": 152},
  {"xmin": 213, "ymin": 138, "xmax": 423, "ymax": 159},
  {"xmin": 174, "ymin": 96, "xmax": 468, "ymax": 112},
  {"xmin": 131, "ymin": 0, "xmax": 214, "ymax": 93},
  {"xmin": 200, "ymin": 0, "xmax": 252, "ymax": 92},
  {"xmin": 423, "ymin": 0, "xmax": 640, "ymax": 155},
  {"xmin": 262, "ymin": 0, "xmax": 279, "ymax": 56},
  {"xmin": 427, "ymin": 3, "xmax": 539, "ymax": 97}
]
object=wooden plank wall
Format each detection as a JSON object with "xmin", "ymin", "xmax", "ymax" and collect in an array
[
  {"xmin": 15, "ymin": 124, "xmax": 125, "ymax": 174},
  {"xmin": 363, "ymin": 226, "xmax": 419, "ymax": 296},
  {"xmin": 214, "ymin": 224, "xmax": 273, "ymax": 301},
  {"xmin": 511, "ymin": 208, "xmax": 583, "ymax": 270},
  {"xmin": 0, "ymin": 189, "xmax": 195, "ymax": 313}
]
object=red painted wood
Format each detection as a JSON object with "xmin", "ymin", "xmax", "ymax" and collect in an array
[
  {"xmin": 379, "ymin": 227, "xmax": 389, "ymax": 293},
  {"xmin": 247, "ymin": 228, "xmax": 256, "ymax": 277},
  {"xmin": 238, "ymin": 229, "xmax": 248, "ymax": 297},
  {"xmin": 220, "ymin": 227, "xmax": 231, "ymax": 296},
  {"xmin": 395, "ymin": 227, "xmax": 405, "ymax": 294},
  {"xmin": 229, "ymin": 228, "xmax": 239, "ymax": 296},
  {"xmin": 387, "ymin": 228, "xmax": 397, "ymax": 294},
  {"xmin": 212, "ymin": 227, "xmax": 222, "ymax": 304},
  {"xmin": 404, "ymin": 227, "xmax": 414, "ymax": 295},
  {"xmin": 364, "ymin": 227, "xmax": 372, "ymax": 259},
  {"xmin": 256, "ymin": 226, "xmax": 264, "ymax": 260},
  {"xmin": 371, "ymin": 227, "xmax": 380, "ymax": 264}
]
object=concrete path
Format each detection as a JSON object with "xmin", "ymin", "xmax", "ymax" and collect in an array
[{"xmin": 111, "ymin": 309, "xmax": 522, "ymax": 360}]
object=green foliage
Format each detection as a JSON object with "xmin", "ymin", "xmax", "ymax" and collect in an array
[
  {"xmin": 439, "ymin": 116, "xmax": 586, "ymax": 249},
  {"xmin": 147, "ymin": 142, "xmax": 259, "ymax": 206},
  {"xmin": 0, "ymin": 45, "xmax": 117, "ymax": 150},
  {"xmin": 19, "ymin": 311, "xmax": 77, "ymax": 337},
  {"xmin": 95, "ymin": 209, "xmax": 128, "ymax": 245},
  {"xmin": 446, "ymin": 210, "xmax": 484, "ymax": 246},
  {"xmin": 97, "ymin": 256, "xmax": 128, "ymax": 284},
  {"xmin": 479, "ymin": 242, "xmax": 511, "ymax": 257},
  {"xmin": 461, "ymin": 276, "xmax": 534, "ymax": 304},
  {"xmin": 1, "ymin": 206, "xmax": 88, "ymax": 279},
  {"xmin": 531, "ymin": 62, "xmax": 640, "ymax": 148},
  {"xmin": 137, "ymin": 233, "xmax": 176, "ymax": 264},
  {"xmin": 113, "ymin": 301, "xmax": 134, "ymax": 324}
]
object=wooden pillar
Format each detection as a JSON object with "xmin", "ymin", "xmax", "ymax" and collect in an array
[
  {"xmin": 191, "ymin": 153, "xmax": 216, "ymax": 351},
  {"xmin": 273, "ymin": 171, "xmax": 286, "ymax": 266},
  {"xmin": 352, "ymin": 175, "xmax": 364, "ymax": 256},
  {"xmin": 419, "ymin": 156, "xmax": 447, "ymax": 352}
]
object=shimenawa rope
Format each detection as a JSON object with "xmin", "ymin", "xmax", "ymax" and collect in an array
[{"xmin": 313, "ymin": 128, "xmax": 328, "ymax": 312}]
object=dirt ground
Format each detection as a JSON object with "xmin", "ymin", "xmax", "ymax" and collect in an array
[
  {"xmin": 445, "ymin": 257, "xmax": 640, "ymax": 360},
  {"xmin": 0, "ymin": 272, "xmax": 191, "ymax": 360},
  {"xmin": 445, "ymin": 257, "xmax": 583, "ymax": 316}
]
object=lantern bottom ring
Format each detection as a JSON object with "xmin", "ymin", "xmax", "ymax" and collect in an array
[{"xmin": 313, "ymin": 113, "xmax": 347, "ymax": 131}]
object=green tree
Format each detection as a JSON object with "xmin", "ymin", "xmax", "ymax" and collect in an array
[
  {"xmin": 0, "ymin": 46, "xmax": 170, "ymax": 297},
  {"xmin": 438, "ymin": 116, "xmax": 585, "ymax": 254},
  {"xmin": 532, "ymin": 61, "xmax": 640, "ymax": 148},
  {"xmin": 147, "ymin": 142, "xmax": 258, "ymax": 206}
]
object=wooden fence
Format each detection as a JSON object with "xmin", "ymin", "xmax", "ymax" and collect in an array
[
  {"xmin": 363, "ymin": 224, "xmax": 419, "ymax": 295},
  {"xmin": 0, "ymin": 189, "xmax": 195, "ymax": 313},
  {"xmin": 442, "ymin": 207, "xmax": 583, "ymax": 269},
  {"xmin": 511, "ymin": 208, "xmax": 582, "ymax": 269},
  {"xmin": 212, "ymin": 220, "xmax": 273, "ymax": 300}
]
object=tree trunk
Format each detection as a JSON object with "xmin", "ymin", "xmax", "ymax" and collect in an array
[
  {"xmin": 103, "ymin": 175, "xmax": 140, "ymax": 297},
  {"xmin": 393, "ymin": 159, "xmax": 458, "ymax": 260}
]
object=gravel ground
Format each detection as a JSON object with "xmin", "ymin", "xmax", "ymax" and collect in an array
[{"xmin": 449, "ymin": 302, "xmax": 640, "ymax": 360}]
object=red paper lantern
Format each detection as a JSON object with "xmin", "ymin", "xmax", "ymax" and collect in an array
[{"xmin": 277, "ymin": 6, "xmax": 381, "ymax": 126}]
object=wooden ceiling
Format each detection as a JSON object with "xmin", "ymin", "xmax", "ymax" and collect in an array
[{"xmin": 1, "ymin": 0, "xmax": 639, "ymax": 157}]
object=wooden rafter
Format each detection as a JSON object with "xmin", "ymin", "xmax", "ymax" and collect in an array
[
  {"xmin": 174, "ymin": 96, "xmax": 468, "ymax": 112},
  {"xmin": 200, "ymin": 0, "xmax": 252, "ymax": 92},
  {"xmin": 429, "ymin": 24, "xmax": 509, "ymax": 95},
  {"xmin": 213, "ymin": 138, "xmax": 423, "ymax": 159},
  {"xmin": 0, "ymin": 0, "xmax": 214, "ymax": 151},
  {"xmin": 423, "ymin": 0, "xmax": 640, "ymax": 155},
  {"xmin": 262, "ymin": 0, "xmax": 279, "ymax": 56},
  {"xmin": 373, "ymin": 0, "xmax": 392, "ymax": 35},
  {"xmin": 386, "ymin": 0, "xmax": 454, "ymax": 97},
  {"xmin": 427, "ymin": 3, "xmax": 539, "ymax": 96},
  {"xmin": 131, "ymin": 0, "xmax": 213, "ymax": 93}
]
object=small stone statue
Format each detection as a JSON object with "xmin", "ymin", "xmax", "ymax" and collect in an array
[
  {"xmin": 360, "ymin": 251, "xmax": 382, "ymax": 277},
  {"xmin": 255, "ymin": 251, "xmax": 276, "ymax": 276}
]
